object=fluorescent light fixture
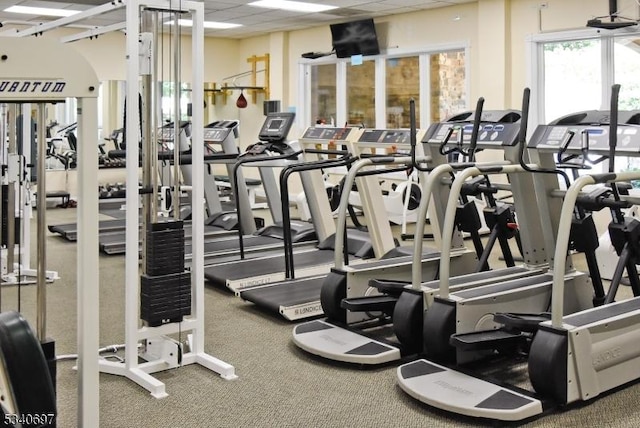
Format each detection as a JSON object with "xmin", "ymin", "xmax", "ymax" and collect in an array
[
  {"xmin": 4, "ymin": 5, "xmax": 80, "ymax": 17},
  {"xmin": 248, "ymin": 0, "xmax": 338, "ymax": 13},
  {"xmin": 166, "ymin": 19, "xmax": 242, "ymax": 29}
]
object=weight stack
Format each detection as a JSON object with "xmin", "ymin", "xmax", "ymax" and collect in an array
[
  {"xmin": 140, "ymin": 220, "xmax": 191, "ymax": 327},
  {"xmin": 1, "ymin": 185, "xmax": 21, "ymax": 246}
]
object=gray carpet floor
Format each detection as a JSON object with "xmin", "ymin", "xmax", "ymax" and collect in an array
[{"xmin": 7, "ymin": 206, "xmax": 640, "ymax": 427}]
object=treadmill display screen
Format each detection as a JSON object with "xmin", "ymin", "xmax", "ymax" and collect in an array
[
  {"xmin": 359, "ymin": 130, "xmax": 384, "ymax": 143},
  {"xmin": 268, "ymin": 119, "xmax": 283, "ymax": 130},
  {"xmin": 258, "ymin": 112, "xmax": 295, "ymax": 142},
  {"xmin": 381, "ymin": 131, "xmax": 410, "ymax": 145}
]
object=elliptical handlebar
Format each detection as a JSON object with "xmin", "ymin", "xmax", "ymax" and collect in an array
[
  {"xmin": 608, "ymin": 84, "xmax": 626, "ymax": 223},
  {"xmin": 467, "ymin": 97, "xmax": 485, "ymax": 162},
  {"xmin": 437, "ymin": 97, "xmax": 485, "ymax": 161},
  {"xmin": 517, "ymin": 87, "xmax": 572, "ymax": 189}
]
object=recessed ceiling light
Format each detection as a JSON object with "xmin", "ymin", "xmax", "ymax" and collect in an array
[
  {"xmin": 248, "ymin": 0, "xmax": 338, "ymax": 13},
  {"xmin": 4, "ymin": 5, "xmax": 80, "ymax": 17},
  {"xmin": 166, "ymin": 19, "xmax": 242, "ymax": 29}
]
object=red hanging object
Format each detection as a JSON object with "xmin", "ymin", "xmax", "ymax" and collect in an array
[{"xmin": 236, "ymin": 91, "xmax": 248, "ymax": 109}]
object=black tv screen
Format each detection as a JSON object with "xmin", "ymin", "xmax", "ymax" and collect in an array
[{"xmin": 330, "ymin": 18, "xmax": 380, "ymax": 58}]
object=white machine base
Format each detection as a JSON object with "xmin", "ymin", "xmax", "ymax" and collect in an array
[
  {"xmin": 99, "ymin": 334, "xmax": 236, "ymax": 399},
  {"xmin": 292, "ymin": 319, "xmax": 401, "ymax": 365},
  {"xmin": 397, "ymin": 359, "xmax": 543, "ymax": 421},
  {"xmin": 1, "ymin": 266, "xmax": 59, "ymax": 285}
]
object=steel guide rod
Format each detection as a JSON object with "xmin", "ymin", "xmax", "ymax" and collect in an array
[
  {"xmin": 0, "ymin": 103, "xmax": 4, "ymax": 309},
  {"xmin": 141, "ymin": 11, "xmax": 153, "ymax": 273},
  {"xmin": 151, "ymin": 10, "xmax": 159, "ymax": 223},
  {"xmin": 6, "ymin": 106, "xmax": 16, "ymax": 277},
  {"xmin": 36, "ymin": 104, "xmax": 47, "ymax": 340},
  {"xmin": 173, "ymin": 11, "xmax": 181, "ymax": 221}
]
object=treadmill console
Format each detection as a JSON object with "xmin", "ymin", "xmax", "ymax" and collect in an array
[
  {"xmin": 158, "ymin": 120, "xmax": 190, "ymax": 144},
  {"xmin": 529, "ymin": 110, "xmax": 640, "ymax": 156},
  {"xmin": 258, "ymin": 112, "xmax": 295, "ymax": 142},
  {"xmin": 357, "ymin": 129, "xmax": 412, "ymax": 150},
  {"xmin": 301, "ymin": 126, "xmax": 354, "ymax": 141},
  {"xmin": 424, "ymin": 110, "xmax": 521, "ymax": 148},
  {"xmin": 203, "ymin": 120, "xmax": 239, "ymax": 144},
  {"xmin": 203, "ymin": 128, "xmax": 232, "ymax": 143}
]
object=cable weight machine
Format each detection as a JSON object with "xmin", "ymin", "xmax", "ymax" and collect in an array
[{"xmin": 97, "ymin": 0, "xmax": 236, "ymax": 400}]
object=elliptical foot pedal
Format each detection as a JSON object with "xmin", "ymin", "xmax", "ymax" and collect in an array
[
  {"xmin": 450, "ymin": 329, "xmax": 525, "ymax": 352},
  {"xmin": 368, "ymin": 279, "xmax": 410, "ymax": 297},
  {"xmin": 493, "ymin": 312, "xmax": 550, "ymax": 333},
  {"xmin": 341, "ymin": 295, "xmax": 398, "ymax": 314}
]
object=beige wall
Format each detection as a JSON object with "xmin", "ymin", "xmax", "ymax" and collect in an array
[
  {"xmin": 6, "ymin": 0, "xmax": 637, "ymax": 195},
  {"xmin": 7, "ymin": 0, "xmax": 639, "ymax": 145}
]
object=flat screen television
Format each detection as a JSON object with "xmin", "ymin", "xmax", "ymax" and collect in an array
[{"xmin": 330, "ymin": 18, "xmax": 380, "ymax": 58}]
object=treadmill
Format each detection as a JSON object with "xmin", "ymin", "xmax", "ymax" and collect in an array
[
  {"xmin": 97, "ymin": 120, "xmax": 259, "ymax": 255},
  {"xmin": 204, "ymin": 122, "xmax": 381, "ymax": 293},
  {"xmin": 197, "ymin": 112, "xmax": 320, "ymax": 263},
  {"xmin": 50, "ymin": 120, "xmax": 253, "ymax": 247},
  {"xmin": 396, "ymin": 106, "xmax": 640, "ymax": 422},
  {"xmin": 237, "ymin": 126, "xmax": 414, "ymax": 319}
]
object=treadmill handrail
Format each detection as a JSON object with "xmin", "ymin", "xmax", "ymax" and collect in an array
[
  {"xmin": 108, "ymin": 149, "xmax": 238, "ymax": 163},
  {"xmin": 231, "ymin": 149, "xmax": 304, "ymax": 258},
  {"xmin": 280, "ymin": 152, "xmax": 356, "ymax": 278},
  {"xmin": 550, "ymin": 170, "xmax": 640, "ymax": 327},
  {"xmin": 333, "ymin": 155, "xmax": 428, "ymax": 270}
]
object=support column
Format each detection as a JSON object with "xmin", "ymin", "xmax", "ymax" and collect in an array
[
  {"xmin": 269, "ymin": 32, "xmax": 288, "ymax": 105},
  {"xmin": 476, "ymin": 0, "xmax": 511, "ymax": 108},
  {"xmin": 76, "ymin": 97, "xmax": 100, "ymax": 427}
]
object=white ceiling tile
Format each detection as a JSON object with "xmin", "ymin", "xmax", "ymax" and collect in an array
[{"xmin": 0, "ymin": 0, "xmax": 477, "ymax": 38}]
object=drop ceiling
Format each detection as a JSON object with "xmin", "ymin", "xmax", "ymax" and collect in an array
[{"xmin": 0, "ymin": 0, "xmax": 475, "ymax": 39}]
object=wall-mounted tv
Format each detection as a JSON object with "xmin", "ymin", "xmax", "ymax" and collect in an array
[{"xmin": 330, "ymin": 18, "xmax": 380, "ymax": 58}]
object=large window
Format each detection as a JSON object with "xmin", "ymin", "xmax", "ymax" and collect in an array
[
  {"xmin": 161, "ymin": 81, "xmax": 191, "ymax": 123},
  {"xmin": 615, "ymin": 36, "xmax": 640, "ymax": 174},
  {"xmin": 530, "ymin": 29, "xmax": 640, "ymax": 175},
  {"xmin": 386, "ymin": 56, "xmax": 419, "ymax": 128},
  {"xmin": 429, "ymin": 51, "xmax": 466, "ymax": 123},
  {"xmin": 310, "ymin": 64, "xmax": 336, "ymax": 125},
  {"xmin": 347, "ymin": 60, "xmax": 376, "ymax": 127},
  {"xmin": 542, "ymin": 40, "xmax": 601, "ymax": 122},
  {"xmin": 301, "ymin": 46, "xmax": 468, "ymax": 130}
]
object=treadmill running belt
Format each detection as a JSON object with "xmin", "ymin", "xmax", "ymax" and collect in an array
[
  {"xmin": 99, "ymin": 224, "xmax": 226, "ymax": 255},
  {"xmin": 240, "ymin": 277, "xmax": 323, "ymax": 313},
  {"xmin": 204, "ymin": 249, "xmax": 336, "ymax": 286},
  {"xmin": 49, "ymin": 218, "xmax": 126, "ymax": 241},
  {"xmin": 199, "ymin": 235, "xmax": 280, "ymax": 253}
]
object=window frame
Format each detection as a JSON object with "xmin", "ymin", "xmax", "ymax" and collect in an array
[
  {"xmin": 526, "ymin": 27, "xmax": 640, "ymax": 130},
  {"xmin": 297, "ymin": 41, "xmax": 471, "ymax": 130}
]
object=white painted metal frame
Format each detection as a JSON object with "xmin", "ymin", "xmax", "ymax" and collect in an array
[
  {"xmin": 60, "ymin": 22, "xmax": 128, "ymax": 44},
  {"xmin": 96, "ymin": 0, "xmax": 236, "ymax": 400},
  {"xmin": 0, "ymin": 36, "xmax": 100, "ymax": 428},
  {"xmin": 2, "ymin": 0, "xmax": 126, "ymax": 38}
]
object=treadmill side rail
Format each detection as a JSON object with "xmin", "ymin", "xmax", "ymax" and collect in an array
[
  {"xmin": 280, "ymin": 300, "xmax": 324, "ymax": 321},
  {"xmin": 397, "ymin": 359, "xmax": 543, "ymax": 421}
]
